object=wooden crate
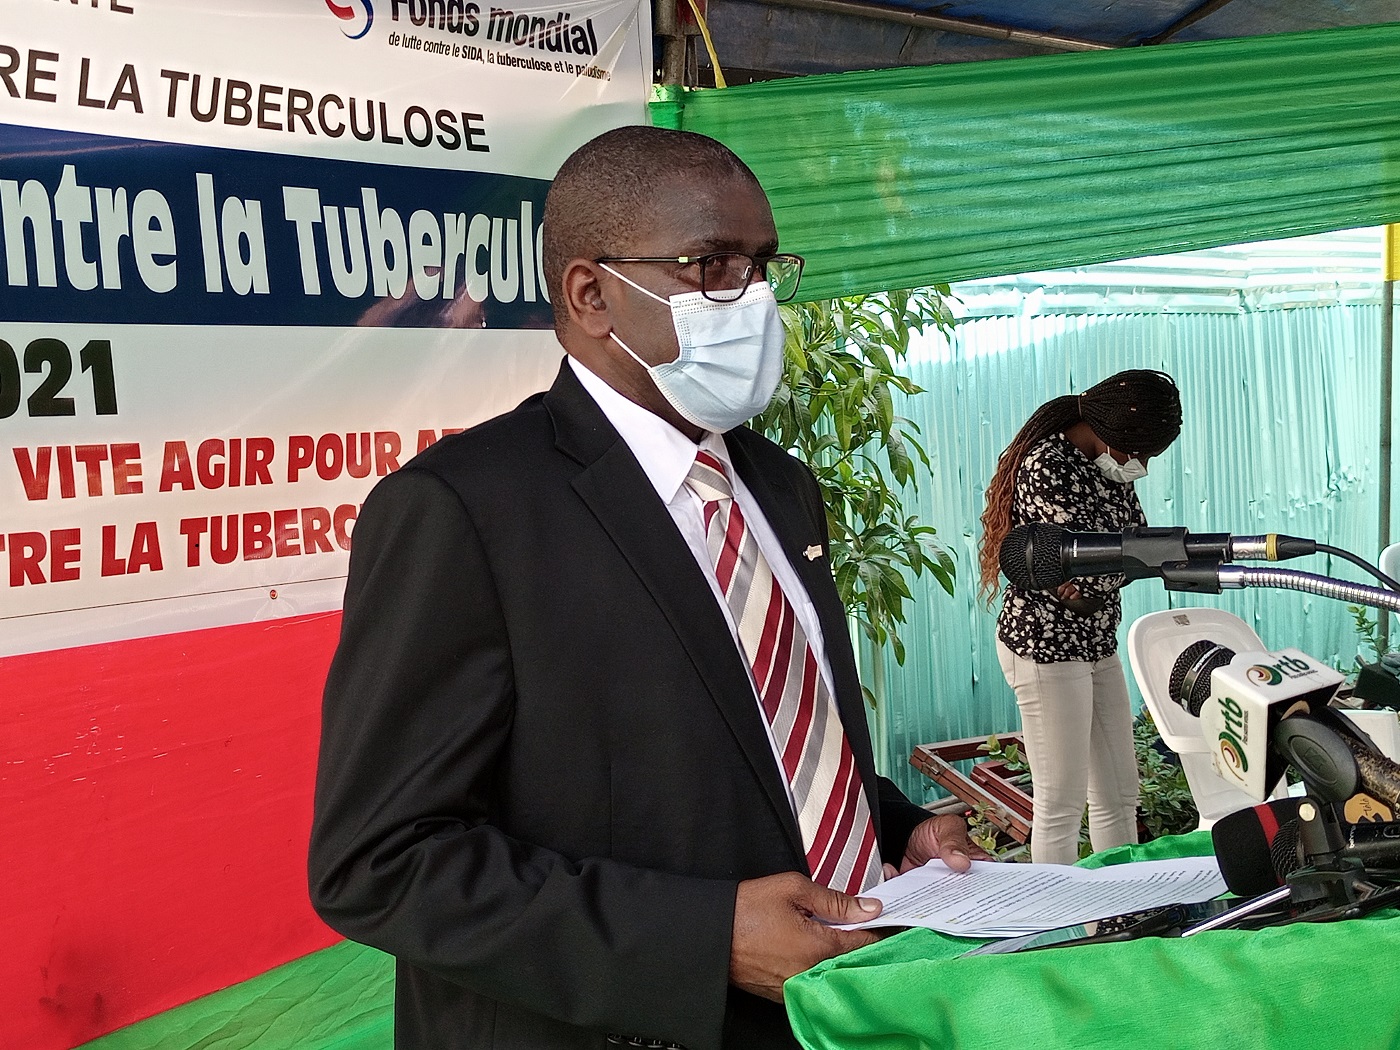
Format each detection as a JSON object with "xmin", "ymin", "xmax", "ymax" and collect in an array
[{"xmin": 909, "ymin": 734, "xmax": 1033, "ymax": 843}]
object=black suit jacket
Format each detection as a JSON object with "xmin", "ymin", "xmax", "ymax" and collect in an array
[{"xmin": 308, "ymin": 360, "xmax": 929, "ymax": 1050}]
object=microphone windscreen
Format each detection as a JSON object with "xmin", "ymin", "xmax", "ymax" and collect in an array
[
  {"xmin": 1169, "ymin": 639, "xmax": 1236, "ymax": 716},
  {"xmin": 998, "ymin": 522, "xmax": 1067, "ymax": 590},
  {"xmin": 1269, "ymin": 818, "xmax": 1302, "ymax": 884},
  {"xmin": 1211, "ymin": 797, "xmax": 1305, "ymax": 896}
]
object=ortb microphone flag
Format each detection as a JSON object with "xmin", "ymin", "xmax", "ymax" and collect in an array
[
  {"xmin": 1170, "ymin": 640, "xmax": 1400, "ymax": 817},
  {"xmin": 1167, "ymin": 642, "xmax": 1344, "ymax": 801}
]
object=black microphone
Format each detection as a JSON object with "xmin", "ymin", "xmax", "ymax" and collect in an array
[
  {"xmin": 1213, "ymin": 798, "xmax": 1400, "ymax": 897},
  {"xmin": 1168, "ymin": 639, "xmax": 1236, "ymax": 716},
  {"xmin": 998, "ymin": 522, "xmax": 1317, "ymax": 590},
  {"xmin": 1212, "ymin": 798, "xmax": 1305, "ymax": 896}
]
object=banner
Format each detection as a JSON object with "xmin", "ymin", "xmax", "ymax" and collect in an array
[
  {"xmin": 0, "ymin": 2, "xmax": 650, "ymax": 1048},
  {"xmin": 3, "ymin": 0, "xmax": 648, "ymax": 655}
]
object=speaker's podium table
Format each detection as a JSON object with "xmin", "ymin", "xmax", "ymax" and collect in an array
[{"xmin": 783, "ymin": 833, "xmax": 1400, "ymax": 1050}]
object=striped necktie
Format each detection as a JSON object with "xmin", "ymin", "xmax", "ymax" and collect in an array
[{"xmin": 685, "ymin": 449, "xmax": 880, "ymax": 895}]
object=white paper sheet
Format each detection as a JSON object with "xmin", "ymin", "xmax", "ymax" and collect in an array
[{"xmin": 836, "ymin": 856, "xmax": 1227, "ymax": 937}]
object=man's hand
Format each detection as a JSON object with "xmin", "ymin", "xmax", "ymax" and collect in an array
[
  {"xmin": 882, "ymin": 814, "xmax": 992, "ymax": 879},
  {"xmin": 730, "ymin": 871, "xmax": 882, "ymax": 1002}
]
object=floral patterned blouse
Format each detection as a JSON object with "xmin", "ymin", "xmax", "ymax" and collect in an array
[{"xmin": 996, "ymin": 432, "xmax": 1147, "ymax": 663}]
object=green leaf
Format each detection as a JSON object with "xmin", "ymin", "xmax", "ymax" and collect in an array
[
  {"xmin": 886, "ymin": 433, "xmax": 912, "ymax": 486},
  {"xmin": 873, "ymin": 382, "xmax": 895, "ymax": 435},
  {"xmin": 861, "ymin": 683, "xmax": 879, "ymax": 710},
  {"xmin": 762, "ymin": 289, "xmax": 960, "ymax": 666}
]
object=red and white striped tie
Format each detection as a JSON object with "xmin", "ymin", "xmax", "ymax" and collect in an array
[{"xmin": 685, "ymin": 449, "xmax": 880, "ymax": 895}]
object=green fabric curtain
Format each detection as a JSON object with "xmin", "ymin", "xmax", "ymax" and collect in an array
[
  {"xmin": 785, "ymin": 831, "xmax": 1400, "ymax": 1050},
  {"xmin": 654, "ymin": 23, "xmax": 1400, "ymax": 300},
  {"xmin": 77, "ymin": 940, "xmax": 393, "ymax": 1050}
]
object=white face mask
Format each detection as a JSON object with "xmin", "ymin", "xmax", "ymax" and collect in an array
[
  {"xmin": 1094, "ymin": 450, "xmax": 1148, "ymax": 484},
  {"xmin": 601, "ymin": 264, "xmax": 786, "ymax": 433}
]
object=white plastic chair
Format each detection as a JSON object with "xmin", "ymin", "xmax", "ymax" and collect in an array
[
  {"xmin": 1379, "ymin": 542, "xmax": 1400, "ymax": 585},
  {"xmin": 1126, "ymin": 607, "xmax": 1285, "ymax": 829},
  {"xmin": 1343, "ymin": 708, "xmax": 1400, "ymax": 763}
]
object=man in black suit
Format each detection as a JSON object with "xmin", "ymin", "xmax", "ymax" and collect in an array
[{"xmin": 308, "ymin": 125, "xmax": 982, "ymax": 1050}]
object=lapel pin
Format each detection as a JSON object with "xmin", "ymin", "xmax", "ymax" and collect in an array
[{"xmin": 803, "ymin": 544, "xmax": 823, "ymax": 561}]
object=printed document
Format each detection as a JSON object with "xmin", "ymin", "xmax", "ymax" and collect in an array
[{"xmin": 836, "ymin": 856, "xmax": 1226, "ymax": 937}]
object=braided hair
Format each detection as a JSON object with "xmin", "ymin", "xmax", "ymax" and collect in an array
[{"xmin": 977, "ymin": 369, "xmax": 1182, "ymax": 604}]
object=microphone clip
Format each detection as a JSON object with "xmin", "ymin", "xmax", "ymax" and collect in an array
[
  {"xmin": 1157, "ymin": 559, "xmax": 1233, "ymax": 594},
  {"xmin": 1287, "ymin": 796, "xmax": 1369, "ymax": 909}
]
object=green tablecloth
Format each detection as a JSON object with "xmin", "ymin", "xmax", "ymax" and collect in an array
[{"xmin": 786, "ymin": 832, "xmax": 1400, "ymax": 1050}]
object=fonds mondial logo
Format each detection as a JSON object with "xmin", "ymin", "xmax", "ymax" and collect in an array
[{"xmin": 327, "ymin": 0, "xmax": 375, "ymax": 39}]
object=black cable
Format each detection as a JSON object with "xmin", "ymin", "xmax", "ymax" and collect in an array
[{"xmin": 1316, "ymin": 543, "xmax": 1400, "ymax": 592}]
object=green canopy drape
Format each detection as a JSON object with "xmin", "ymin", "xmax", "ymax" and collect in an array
[
  {"xmin": 785, "ymin": 833, "xmax": 1400, "ymax": 1050},
  {"xmin": 653, "ymin": 23, "xmax": 1400, "ymax": 300}
]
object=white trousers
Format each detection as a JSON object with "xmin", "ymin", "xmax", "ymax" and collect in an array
[{"xmin": 996, "ymin": 640, "xmax": 1140, "ymax": 865}]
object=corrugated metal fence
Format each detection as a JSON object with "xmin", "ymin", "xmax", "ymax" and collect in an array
[{"xmin": 875, "ymin": 256, "xmax": 1393, "ymax": 801}]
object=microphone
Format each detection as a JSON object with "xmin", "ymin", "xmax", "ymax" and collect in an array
[
  {"xmin": 1169, "ymin": 640, "xmax": 1400, "ymax": 815},
  {"xmin": 1169, "ymin": 639, "xmax": 1235, "ymax": 717},
  {"xmin": 998, "ymin": 522, "xmax": 1317, "ymax": 590},
  {"xmin": 1212, "ymin": 798, "xmax": 1305, "ymax": 897},
  {"xmin": 1166, "ymin": 641, "xmax": 1344, "ymax": 801},
  {"xmin": 1212, "ymin": 798, "xmax": 1400, "ymax": 897}
]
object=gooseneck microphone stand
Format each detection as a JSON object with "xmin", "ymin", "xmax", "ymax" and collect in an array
[{"xmin": 1156, "ymin": 561, "xmax": 1400, "ymax": 612}]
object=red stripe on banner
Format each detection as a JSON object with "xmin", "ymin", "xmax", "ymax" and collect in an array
[{"xmin": 2, "ymin": 614, "xmax": 344, "ymax": 1050}]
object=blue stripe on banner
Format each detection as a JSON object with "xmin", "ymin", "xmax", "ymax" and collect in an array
[{"xmin": 0, "ymin": 123, "xmax": 553, "ymax": 329}]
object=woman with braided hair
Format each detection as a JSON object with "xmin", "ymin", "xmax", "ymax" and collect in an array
[{"xmin": 978, "ymin": 369, "xmax": 1182, "ymax": 864}]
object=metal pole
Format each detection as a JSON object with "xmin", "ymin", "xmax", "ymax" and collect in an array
[
  {"xmin": 1141, "ymin": 0, "xmax": 1240, "ymax": 46},
  {"xmin": 654, "ymin": 0, "xmax": 687, "ymax": 86},
  {"xmin": 1214, "ymin": 566, "xmax": 1400, "ymax": 614},
  {"xmin": 757, "ymin": 0, "xmax": 1113, "ymax": 53},
  {"xmin": 1380, "ymin": 226, "xmax": 1396, "ymax": 648}
]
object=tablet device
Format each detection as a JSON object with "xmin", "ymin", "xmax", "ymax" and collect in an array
[{"xmin": 961, "ymin": 898, "xmax": 1235, "ymax": 956}]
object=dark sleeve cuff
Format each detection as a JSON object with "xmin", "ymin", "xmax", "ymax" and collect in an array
[{"xmin": 874, "ymin": 775, "xmax": 932, "ymax": 863}]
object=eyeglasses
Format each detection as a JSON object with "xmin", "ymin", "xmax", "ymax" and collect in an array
[{"xmin": 595, "ymin": 252, "xmax": 805, "ymax": 303}]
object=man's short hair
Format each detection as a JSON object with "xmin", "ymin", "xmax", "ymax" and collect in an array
[{"xmin": 541, "ymin": 125, "xmax": 762, "ymax": 330}]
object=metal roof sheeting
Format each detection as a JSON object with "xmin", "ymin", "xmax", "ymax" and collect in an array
[{"xmin": 699, "ymin": 0, "xmax": 1400, "ymax": 82}]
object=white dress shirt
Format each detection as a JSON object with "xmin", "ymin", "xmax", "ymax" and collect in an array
[{"xmin": 569, "ymin": 357, "xmax": 837, "ymax": 806}]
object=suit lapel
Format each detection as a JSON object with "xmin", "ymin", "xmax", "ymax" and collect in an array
[{"xmin": 545, "ymin": 365, "xmax": 805, "ymax": 860}]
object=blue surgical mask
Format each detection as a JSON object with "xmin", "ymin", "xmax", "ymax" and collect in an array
[
  {"xmin": 1095, "ymin": 449, "xmax": 1148, "ymax": 484},
  {"xmin": 602, "ymin": 264, "xmax": 786, "ymax": 433}
]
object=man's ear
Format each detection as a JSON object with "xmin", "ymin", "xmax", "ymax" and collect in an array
[{"xmin": 562, "ymin": 259, "xmax": 613, "ymax": 339}]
